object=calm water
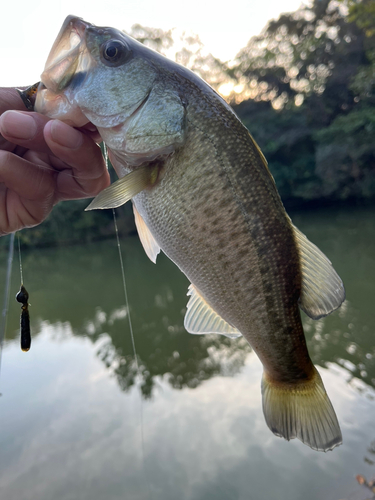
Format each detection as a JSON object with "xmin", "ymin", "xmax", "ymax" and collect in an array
[{"xmin": 0, "ymin": 207, "xmax": 374, "ymax": 500}]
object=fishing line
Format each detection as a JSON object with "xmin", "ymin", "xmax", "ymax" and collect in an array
[
  {"xmin": 112, "ymin": 208, "xmax": 151, "ymax": 499},
  {"xmin": 0, "ymin": 232, "xmax": 15, "ymax": 382},
  {"xmin": 112, "ymin": 208, "xmax": 139, "ymax": 373},
  {"xmin": 105, "ymin": 140, "xmax": 151, "ymax": 498},
  {"xmin": 17, "ymin": 234, "xmax": 23, "ymax": 284},
  {"xmin": 104, "ymin": 144, "xmax": 140, "ymax": 370},
  {"xmin": 24, "ymin": 162, "xmax": 95, "ymax": 181}
]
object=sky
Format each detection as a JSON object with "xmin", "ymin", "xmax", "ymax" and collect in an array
[{"xmin": 1, "ymin": 0, "xmax": 305, "ymax": 88}]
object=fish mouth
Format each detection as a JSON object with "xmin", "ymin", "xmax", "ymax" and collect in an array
[
  {"xmin": 35, "ymin": 16, "xmax": 94, "ymax": 127},
  {"xmin": 41, "ymin": 16, "xmax": 90, "ymax": 93}
]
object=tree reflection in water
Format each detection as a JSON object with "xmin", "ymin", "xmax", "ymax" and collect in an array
[
  {"xmin": 95, "ymin": 326, "xmax": 251, "ymax": 398},
  {"xmin": 2, "ymin": 235, "xmax": 251, "ymax": 398},
  {"xmin": 1, "ymin": 207, "xmax": 374, "ymax": 400}
]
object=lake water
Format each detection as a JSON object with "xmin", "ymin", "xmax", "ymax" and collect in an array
[{"xmin": 0, "ymin": 206, "xmax": 374, "ymax": 500}]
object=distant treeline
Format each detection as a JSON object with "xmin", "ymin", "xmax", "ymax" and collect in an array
[
  {"xmin": 232, "ymin": 0, "xmax": 375, "ymax": 207},
  {"xmin": 13, "ymin": 0, "xmax": 375, "ymax": 248}
]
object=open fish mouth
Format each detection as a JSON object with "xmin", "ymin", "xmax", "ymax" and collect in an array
[
  {"xmin": 35, "ymin": 16, "xmax": 93, "ymax": 127},
  {"xmin": 41, "ymin": 16, "xmax": 89, "ymax": 93}
]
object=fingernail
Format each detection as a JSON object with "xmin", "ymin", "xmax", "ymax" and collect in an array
[
  {"xmin": 50, "ymin": 120, "xmax": 83, "ymax": 149},
  {"xmin": 0, "ymin": 110, "xmax": 37, "ymax": 140}
]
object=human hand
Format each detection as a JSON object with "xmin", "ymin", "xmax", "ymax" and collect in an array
[{"xmin": 0, "ymin": 87, "xmax": 110, "ymax": 236}]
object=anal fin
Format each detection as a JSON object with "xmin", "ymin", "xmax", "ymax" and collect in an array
[
  {"xmin": 184, "ymin": 285, "xmax": 242, "ymax": 339},
  {"xmin": 133, "ymin": 204, "xmax": 160, "ymax": 263}
]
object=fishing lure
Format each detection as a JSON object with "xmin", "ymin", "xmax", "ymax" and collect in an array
[
  {"xmin": 16, "ymin": 82, "xmax": 40, "ymax": 111},
  {"xmin": 15, "ymin": 285, "xmax": 31, "ymax": 352}
]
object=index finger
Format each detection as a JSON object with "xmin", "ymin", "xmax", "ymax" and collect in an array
[
  {"xmin": 43, "ymin": 119, "xmax": 110, "ymax": 201},
  {"xmin": 0, "ymin": 87, "xmax": 28, "ymax": 115},
  {"xmin": 0, "ymin": 110, "xmax": 53, "ymax": 154}
]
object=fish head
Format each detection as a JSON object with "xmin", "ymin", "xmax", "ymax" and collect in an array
[{"xmin": 35, "ymin": 15, "xmax": 157, "ymax": 131}]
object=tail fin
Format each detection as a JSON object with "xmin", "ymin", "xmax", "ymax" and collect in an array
[{"xmin": 261, "ymin": 368, "xmax": 342, "ymax": 452}]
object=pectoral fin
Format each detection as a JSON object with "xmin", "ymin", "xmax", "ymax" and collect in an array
[
  {"xmin": 85, "ymin": 164, "xmax": 157, "ymax": 211},
  {"xmin": 133, "ymin": 205, "xmax": 160, "ymax": 263},
  {"xmin": 184, "ymin": 285, "xmax": 242, "ymax": 338},
  {"xmin": 293, "ymin": 225, "xmax": 345, "ymax": 320}
]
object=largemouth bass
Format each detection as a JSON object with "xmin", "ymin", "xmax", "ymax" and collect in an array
[{"xmin": 35, "ymin": 16, "xmax": 345, "ymax": 452}]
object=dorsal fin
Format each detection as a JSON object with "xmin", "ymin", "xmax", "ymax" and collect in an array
[
  {"xmin": 293, "ymin": 225, "xmax": 345, "ymax": 320},
  {"xmin": 184, "ymin": 285, "xmax": 242, "ymax": 338},
  {"xmin": 133, "ymin": 204, "xmax": 160, "ymax": 264}
]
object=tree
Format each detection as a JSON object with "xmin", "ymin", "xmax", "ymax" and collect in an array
[
  {"xmin": 344, "ymin": 0, "xmax": 375, "ymax": 37},
  {"xmin": 232, "ymin": 0, "xmax": 371, "ymax": 116},
  {"xmin": 231, "ymin": 0, "xmax": 375, "ymax": 203}
]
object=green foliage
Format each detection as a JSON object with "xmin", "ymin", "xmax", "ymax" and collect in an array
[
  {"xmin": 234, "ymin": 101, "xmax": 322, "ymax": 202},
  {"xmin": 16, "ymin": 157, "xmax": 136, "ymax": 249},
  {"xmin": 232, "ymin": 0, "xmax": 372, "ymax": 112},
  {"xmin": 314, "ymin": 106, "xmax": 375, "ymax": 199},
  {"xmin": 344, "ymin": 0, "xmax": 375, "ymax": 37},
  {"xmin": 17, "ymin": 198, "xmax": 135, "ymax": 248},
  {"xmin": 234, "ymin": 98, "xmax": 375, "ymax": 204},
  {"xmin": 231, "ymin": 0, "xmax": 375, "ymax": 204}
]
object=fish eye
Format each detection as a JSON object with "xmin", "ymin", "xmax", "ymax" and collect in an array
[{"xmin": 101, "ymin": 40, "xmax": 130, "ymax": 66}]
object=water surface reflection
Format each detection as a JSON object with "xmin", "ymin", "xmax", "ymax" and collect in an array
[{"xmin": 0, "ymin": 207, "xmax": 374, "ymax": 500}]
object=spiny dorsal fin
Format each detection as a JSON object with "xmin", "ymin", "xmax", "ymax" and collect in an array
[
  {"xmin": 293, "ymin": 225, "xmax": 345, "ymax": 320},
  {"xmin": 184, "ymin": 284, "xmax": 242, "ymax": 339},
  {"xmin": 133, "ymin": 204, "xmax": 160, "ymax": 264},
  {"xmin": 85, "ymin": 164, "xmax": 157, "ymax": 211}
]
